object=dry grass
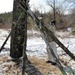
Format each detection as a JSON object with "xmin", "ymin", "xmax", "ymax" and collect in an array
[
  {"xmin": 0, "ymin": 55, "xmax": 62, "ymax": 75},
  {"xmin": 28, "ymin": 56, "xmax": 62, "ymax": 75},
  {"xmin": 0, "ymin": 23, "xmax": 11, "ymax": 29}
]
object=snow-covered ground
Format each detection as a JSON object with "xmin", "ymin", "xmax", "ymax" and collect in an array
[
  {"xmin": 0, "ymin": 29, "xmax": 75, "ymax": 71},
  {"xmin": 0, "ymin": 29, "xmax": 75, "ymax": 58}
]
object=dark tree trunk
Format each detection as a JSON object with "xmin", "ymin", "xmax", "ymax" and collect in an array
[{"xmin": 10, "ymin": 0, "xmax": 27, "ymax": 58}]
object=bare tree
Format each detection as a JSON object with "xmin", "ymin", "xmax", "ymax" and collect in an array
[
  {"xmin": 64, "ymin": 0, "xmax": 75, "ymax": 28},
  {"xmin": 64, "ymin": 0, "xmax": 75, "ymax": 9},
  {"xmin": 65, "ymin": 0, "xmax": 75, "ymax": 4},
  {"xmin": 46, "ymin": 0, "xmax": 70, "ymax": 29},
  {"xmin": 46, "ymin": 0, "xmax": 56, "ymax": 21}
]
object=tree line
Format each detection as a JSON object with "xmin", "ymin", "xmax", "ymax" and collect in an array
[
  {"xmin": 0, "ymin": 0, "xmax": 75, "ymax": 31},
  {"xmin": 0, "ymin": 12, "xmax": 12, "ymax": 24}
]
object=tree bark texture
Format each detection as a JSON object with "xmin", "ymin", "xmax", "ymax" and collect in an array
[{"xmin": 10, "ymin": 0, "xmax": 27, "ymax": 58}]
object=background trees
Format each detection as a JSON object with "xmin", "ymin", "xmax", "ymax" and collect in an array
[
  {"xmin": 64, "ymin": 0, "xmax": 75, "ymax": 33},
  {"xmin": 0, "ymin": 0, "xmax": 75, "ymax": 31},
  {"xmin": 45, "ymin": 0, "xmax": 70, "ymax": 29}
]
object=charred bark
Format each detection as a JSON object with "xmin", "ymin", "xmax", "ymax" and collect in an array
[{"xmin": 10, "ymin": 0, "xmax": 27, "ymax": 58}]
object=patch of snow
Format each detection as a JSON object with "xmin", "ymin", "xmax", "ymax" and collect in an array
[
  {"xmin": 0, "ymin": 29, "xmax": 75, "ymax": 57},
  {"xmin": 57, "ymin": 37, "xmax": 75, "ymax": 54},
  {"xmin": 27, "ymin": 37, "xmax": 47, "ymax": 58}
]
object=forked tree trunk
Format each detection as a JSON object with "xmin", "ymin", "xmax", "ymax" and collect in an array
[{"xmin": 10, "ymin": 0, "xmax": 27, "ymax": 58}]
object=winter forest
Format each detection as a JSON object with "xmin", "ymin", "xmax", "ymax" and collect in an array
[{"xmin": 0, "ymin": 0, "xmax": 75, "ymax": 75}]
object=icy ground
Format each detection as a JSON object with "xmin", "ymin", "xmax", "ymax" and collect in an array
[{"xmin": 0, "ymin": 29, "xmax": 75, "ymax": 71}]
